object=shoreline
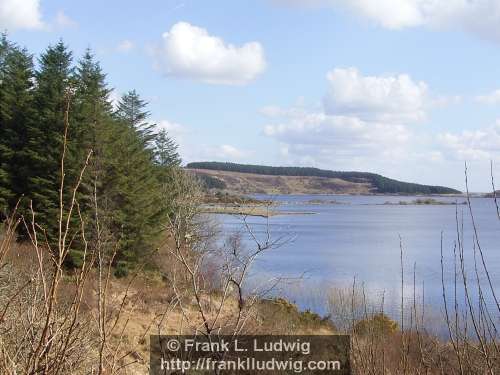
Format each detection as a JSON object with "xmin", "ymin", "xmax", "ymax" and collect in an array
[{"xmin": 201, "ymin": 204, "xmax": 316, "ymax": 217}]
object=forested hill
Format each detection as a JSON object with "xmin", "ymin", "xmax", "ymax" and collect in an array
[{"xmin": 187, "ymin": 162, "xmax": 461, "ymax": 195}]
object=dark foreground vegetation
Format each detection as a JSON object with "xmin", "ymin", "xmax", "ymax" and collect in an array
[
  {"xmin": 0, "ymin": 34, "xmax": 498, "ymax": 374},
  {"xmin": 187, "ymin": 161, "xmax": 462, "ymax": 195},
  {"xmin": 0, "ymin": 34, "xmax": 181, "ymax": 274}
]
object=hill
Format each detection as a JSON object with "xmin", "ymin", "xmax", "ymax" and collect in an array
[{"xmin": 186, "ymin": 162, "xmax": 461, "ymax": 195}]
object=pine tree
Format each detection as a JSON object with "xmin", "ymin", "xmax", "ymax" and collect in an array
[
  {"xmin": 72, "ymin": 49, "xmax": 113, "ymax": 198},
  {"xmin": 0, "ymin": 38, "xmax": 178, "ymax": 273},
  {"xmin": 115, "ymin": 90, "xmax": 156, "ymax": 147},
  {"xmin": 0, "ymin": 35, "xmax": 36, "ymax": 218},
  {"xmin": 24, "ymin": 41, "xmax": 73, "ymax": 236},
  {"xmin": 62, "ymin": 49, "xmax": 115, "ymax": 267},
  {"xmin": 154, "ymin": 129, "xmax": 181, "ymax": 168},
  {"xmin": 0, "ymin": 34, "xmax": 14, "ymax": 215},
  {"xmin": 153, "ymin": 129, "xmax": 182, "ymax": 219},
  {"xmin": 0, "ymin": 46, "xmax": 36, "ymax": 212},
  {"xmin": 108, "ymin": 92, "xmax": 165, "ymax": 269},
  {"xmin": 73, "ymin": 51, "xmax": 111, "ymax": 152}
]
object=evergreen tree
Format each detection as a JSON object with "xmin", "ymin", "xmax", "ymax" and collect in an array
[
  {"xmin": 115, "ymin": 90, "xmax": 156, "ymax": 147},
  {"xmin": 63, "ymin": 49, "xmax": 115, "ymax": 267},
  {"xmin": 105, "ymin": 92, "xmax": 165, "ymax": 269},
  {"xmin": 24, "ymin": 41, "xmax": 73, "ymax": 236},
  {"xmin": 0, "ymin": 37, "xmax": 179, "ymax": 273},
  {"xmin": 0, "ymin": 47, "xmax": 36, "ymax": 212},
  {"xmin": 153, "ymin": 129, "xmax": 181, "ymax": 219},
  {"xmin": 0, "ymin": 36, "xmax": 36, "ymax": 218},
  {"xmin": 72, "ymin": 49, "xmax": 113, "ymax": 198},
  {"xmin": 154, "ymin": 129, "xmax": 181, "ymax": 168},
  {"xmin": 73, "ymin": 50, "xmax": 112, "ymax": 162},
  {"xmin": 0, "ymin": 34, "xmax": 14, "ymax": 215}
]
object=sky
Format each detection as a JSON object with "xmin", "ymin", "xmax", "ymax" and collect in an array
[{"xmin": 3, "ymin": 0, "xmax": 500, "ymax": 191}]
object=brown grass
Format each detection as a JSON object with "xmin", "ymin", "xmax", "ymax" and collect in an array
[{"xmin": 188, "ymin": 168, "xmax": 373, "ymax": 195}]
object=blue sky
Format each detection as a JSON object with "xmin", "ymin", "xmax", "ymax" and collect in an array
[{"xmin": 4, "ymin": 0, "xmax": 500, "ymax": 191}]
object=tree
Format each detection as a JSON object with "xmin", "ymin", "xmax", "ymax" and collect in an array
[
  {"xmin": 154, "ymin": 129, "xmax": 181, "ymax": 168},
  {"xmin": 59, "ymin": 49, "xmax": 116, "ymax": 266},
  {"xmin": 104, "ymin": 92, "xmax": 165, "ymax": 270},
  {"xmin": 0, "ymin": 38, "xmax": 36, "ymax": 217},
  {"xmin": 115, "ymin": 90, "xmax": 156, "ymax": 147},
  {"xmin": 0, "ymin": 38, "xmax": 178, "ymax": 273},
  {"xmin": 24, "ymin": 41, "xmax": 73, "ymax": 237},
  {"xmin": 153, "ymin": 129, "xmax": 182, "ymax": 218},
  {"xmin": 0, "ymin": 34, "xmax": 13, "ymax": 215},
  {"xmin": 2, "ymin": 47, "xmax": 36, "ymax": 202},
  {"xmin": 71, "ymin": 50, "xmax": 114, "ymax": 204},
  {"xmin": 72, "ymin": 49, "xmax": 113, "ymax": 168}
]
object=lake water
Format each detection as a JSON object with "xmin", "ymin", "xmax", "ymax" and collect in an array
[{"xmin": 215, "ymin": 195, "xmax": 500, "ymax": 326}]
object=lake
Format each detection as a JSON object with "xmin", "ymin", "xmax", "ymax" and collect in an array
[{"xmin": 214, "ymin": 195, "xmax": 500, "ymax": 327}]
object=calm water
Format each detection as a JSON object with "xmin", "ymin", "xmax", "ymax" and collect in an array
[{"xmin": 215, "ymin": 195, "xmax": 500, "ymax": 322}]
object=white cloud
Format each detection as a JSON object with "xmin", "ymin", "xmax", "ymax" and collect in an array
[
  {"xmin": 438, "ymin": 121, "xmax": 500, "ymax": 161},
  {"xmin": 260, "ymin": 67, "xmax": 451, "ymax": 175},
  {"xmin": 260, "ymin": 103, "xmax": 461, "ymax": 183},
  {"xmin": 108, "ymin": 90, "xmax": 121, "ymax": 110},
  {"xmin": 154, "ymin": 22, "xmax": 266, "ymax": 85},
  {"xmin": 275, "ymin": 0, "xmax": 500, "ymax": 42},
  {"xmin": 116, "ymin": 39, "xmax": 134, "ymax": 53},
  {"xmin": 153, "ymin": 119, "xmax": 251, "ymax": 163},
  {"xmin": 333, "ymin": 0, "xmax": 439, "ymax": 29},
  {"xmin": 156, "ymin": 119, "xmax": 186, "ymax": 140},
  {"xmin": 55, "ymin": 10, "xmax": 77, "ymax": 29},
  {"xmin": 323, "ymin": 67, "xmax": 428, "ymax": 123},
  {"xmin": 264, "ymin": 110, "xmax": 411, "ymax": 160},
  {"xmin": 217, "ymin": 145, "xmax": 247, "ymax": 159},
  {"xmin": 475, "ymin": 89, "xmax": 500, "ymax": 105},
  {"xmin": 183, "ymin": 144, "xmax": 251, "ymax": 163},
  {"xmin": 155, "ymin": 119, "xmax": 190, "ymax": 163},
  {"xmin": 0, "ymin": 0, "xmax": 44, "ymax": 30}
]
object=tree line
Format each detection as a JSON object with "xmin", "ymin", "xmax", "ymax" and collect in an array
[
  {"xmin": 186, "ymin": 162, "xmax": 461, "ymax": 194},
  {"xmin": 0, "ymin": 35, "xmax": 182, "ymax": 274}
]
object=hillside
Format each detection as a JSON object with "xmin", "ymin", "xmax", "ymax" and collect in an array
[{"xmin": 187, "ymin": 162, "xmax": 461, "ymax": 195}]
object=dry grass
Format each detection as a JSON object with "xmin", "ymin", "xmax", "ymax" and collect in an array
[
  {"xmin": 188, "ymin": 168, "xmax": 373, "ymax": 195},
  {"xmin": 0, "ymin": 96, "xmax": 498, "ymax": 374}
]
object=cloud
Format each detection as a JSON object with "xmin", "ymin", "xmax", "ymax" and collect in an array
[
  {"xmin": 55, "ymin": 10, "xmax": 77, "ymax": 29},
  {"xmin": 156, "ymin": 119, "xmax": 186, "ymax": 140},
  {"xmin": 274, "ymin": 0, "xmax": 500, "ymax": 42},
  {"xmin": 153, "ymin": 119, "xmax": 250, "ymax": 163},
  {"xmin": 155, "ymin": 119, "xmax": 190, "ymax": 161},
  {"xmin": 108, "ymin": 90, "xmax": 121, "ymax": 110},
  {"xmin": 116, "ymin": 39, "xmax": 135, "ymax": 53},
  {"xmin": 260, "ymin": 67, "xmax": 448, "ymax": 174},
  {"xmin": 0, "ymin": 0, "xmax": 44, "ymax": 30},
  {"xmin": 438, "ymin": 121, "xmax": 500, "ymax": 161},
  {"xmin": 323, "ymin": 67, "xmax": 428, "ymax": 123},
  {"xmin": 475, "ymin": 89, "xmax": 500, "ymax": 105},
  {"xmin": 154, "ymin": 22, "xmax": 266, "ymax": 85},
  {"xmin": 216, "ymin": 145, "xmax": 247, "ymax": 159},
  {"xmin": 263, "ymin": 110, "xmax": 412, "ymax": 162},
  {"xmin": 183, "ymin": 144, "xmax": 251, "ymax": 164}
]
